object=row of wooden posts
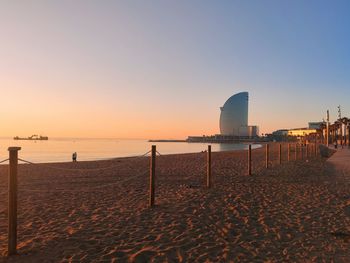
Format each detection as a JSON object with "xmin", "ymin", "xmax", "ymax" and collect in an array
[
  {"xmin": 5, "ymin": 143, "xmax": 317, "ymax": 256},
  {"xmin": 149, "ymin": 143, "xmax": 318, "ymax": 206}
]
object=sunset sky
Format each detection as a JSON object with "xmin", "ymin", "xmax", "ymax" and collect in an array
[{"xmin": 1, "ymin": 1, "xmax": 350, "ymax": 139}]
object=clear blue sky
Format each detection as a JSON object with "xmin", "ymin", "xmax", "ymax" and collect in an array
[{"xmin": 1, "ymin": 0, "xmax": 349, "ymax": 138}]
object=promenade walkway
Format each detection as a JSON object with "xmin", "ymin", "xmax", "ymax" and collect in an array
[{"xmin": 327, "ymin": 146, "xmax": 350, "ymax": 177}]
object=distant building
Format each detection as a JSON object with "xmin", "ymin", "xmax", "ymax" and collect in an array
[
  {"xmin": 239, "ymin": 125, "xmax": 259, "ymax": 138},
  {"xmin": 272, "ymin": 129, "xmax": 289, "ymax": 136},
  {"xmin": 219, "ymin": 92, "xmax": 258, "ymax": 137},
  {"xmin": 308, "ymin": 122, "xmax": 324, "ymax": 130},
  {"xmin": 267, "ymin": 129, "xmax": 293, "ymax": 142},
  {"xmin": 288, "ymin": 128, "xmax": 317, "ymax": 137}
]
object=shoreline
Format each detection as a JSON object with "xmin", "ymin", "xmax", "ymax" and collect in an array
[
  {"xmin": 149, "ymin": 139, "xmax": 268, "ymax": 143},
  {"xmin": 0, "ymin": 142, "xmax": 264, "ymax": 166}
]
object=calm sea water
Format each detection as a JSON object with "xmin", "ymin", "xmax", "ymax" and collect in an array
[{"xmin": 0, "ymin": 137, "xmax": 261, "ymax": 164}]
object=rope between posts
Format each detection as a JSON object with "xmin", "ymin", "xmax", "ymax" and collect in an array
[
  {"xmin": 16, "ymin": 150, "xmax": 153, "ymax": 172},
  {"xmin": 20, "ymin": 170, "xmax": 149, "ymax": 193},
  {"xmin": 141, "ymin": 150, "xmax": 151, "ymax": 157},
  {"xmin": 0, "ymin": 158, "xmax": 9, "ymax": 164},
  {"xmin": 18, "ymin": 158, "xmax": 34, "ymax": 165},
  {"xmin": 18, "ymin": 158, "xmax": 132, "ymax": 172}
]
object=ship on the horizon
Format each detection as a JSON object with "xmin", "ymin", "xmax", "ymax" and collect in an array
[{"xmin": 14, "ymin": 135, "xmax": 48, "ymax": 140}]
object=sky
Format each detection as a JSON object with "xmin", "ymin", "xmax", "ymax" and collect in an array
[{"xmin": 1, "ymin": 0, "xmax": 350, "ymax": 139}]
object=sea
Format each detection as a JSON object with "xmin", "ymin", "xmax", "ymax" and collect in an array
[{"xmin": 0, "ymin": 137, "xmax": 261, "ymax": 164}]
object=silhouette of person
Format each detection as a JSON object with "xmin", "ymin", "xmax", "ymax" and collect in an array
[{"xmin": 72, "ymin": 152, "xmax": 77, "ymax": 162}]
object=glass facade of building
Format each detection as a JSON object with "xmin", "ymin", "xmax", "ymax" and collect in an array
[{"xmin": 220, "ymin": 92, "xmax": 249, "ymax": 136}]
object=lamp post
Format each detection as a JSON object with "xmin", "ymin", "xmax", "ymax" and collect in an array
[{"xmin": 326, "ymin": 110, "xmax": 329, "ymax": 147}]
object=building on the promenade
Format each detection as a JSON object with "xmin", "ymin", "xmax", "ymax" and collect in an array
[
  {"xmin": 269, "ymin": 124, "xmax": 322, "ymax": 142},
  {"xmin": 288, "ymin": 128, "xmax": 317, "ymax": 137},
  {"xmin": 219, "ymin": 92, "xmax": 258, "ymax": 137},
  {"xmin": 308, "ymin": 122, "xmax": 324, "ymax": 130},
  {"xmin": 272, "ymin": 129, "xmax": 289, "ymax": 136}
]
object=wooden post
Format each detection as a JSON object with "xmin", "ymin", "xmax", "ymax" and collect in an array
[
  {"xmin": 207, "ymin": 145, "xmax": 212, "ymax": 188},
  {"xmin": 248, "ymin": 145, "xmax": 252, "ymax": 175},
  {"xmin": 310, "ymin": 144, "xmax": 313, "ymax": 157},
  {"xmin": 335, "ymin": 128, "xmax": 338, "ymax": 146},
  {"xmin": 301, "ymin": 144, "xmax": 303, "ymax": 160},
  {"xmin": 314, "ymin": 142, "xmax": 317, "ymax": 157},
  {"xmin": 330, "ymin": 128, "xmax": 332, "ymax": 145},
  {"xmin": 340, "ymin": 123, "xmax": 343, "ymax": 147},
  {"xmin": 306, "ymin": 144, "xmax": 309, "ymax": 159},
  {"xmin": 295, "ymin": 144, "xmax": 297, "ymax": 161},
  {"xmin": 149, "ymin": 145, "xmax": 156, "ymax": 207},
  {"xmin": 326, "ymin": 110, "xmax": 329, "ymax": 147},
  {"xmin": 8, "ymin": 147, "xmax": 21, "ymax": 256},
  {"xmin": 331, "ymin": 128, "xmax": 333, "ymax": 145},
  {"xmin": 265, "ymin": 144, "xmax": 269, "ymax": 169},
  {"xmin": 288, "ymin": 144, "xmax": 291, "ymax": 162},
  {"xmin": 279, "ymin": 144, "xmax": 282, "ymax": 164},
  {"xmin": 344, "ymin": 126, "xmax": 347, "ymax": 146}
]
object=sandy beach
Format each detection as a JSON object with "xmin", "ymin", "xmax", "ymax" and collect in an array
[{"xmin": 0, "ymin": 143, "xmax": 349, "ymax": 262}]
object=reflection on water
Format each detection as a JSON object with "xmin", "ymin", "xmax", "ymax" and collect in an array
[
  {"xmin": 218, "ymin": 143, "xmax": 260, "ymax": 152},
  {"xmin": 0, "ymin": 138, "xmax": 261, "ymax": 163}
]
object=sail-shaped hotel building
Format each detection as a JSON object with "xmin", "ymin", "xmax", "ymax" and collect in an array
[
  {"xmin": 187, "ymin": 91, "xmax": 258, "ymax": 142},
  {"xmin": 219, "ymin": 92, "xmax": 258, "ymax": 137}
]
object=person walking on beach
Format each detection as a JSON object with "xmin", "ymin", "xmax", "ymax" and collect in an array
[{"xmin": 72, "ymin": 152, "xmax": 77, "ymax": 162}]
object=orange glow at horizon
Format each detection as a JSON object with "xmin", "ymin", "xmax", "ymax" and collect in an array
[{"xmin": 2, "ymin": 77, "xmax": 307, "ymax": 139}]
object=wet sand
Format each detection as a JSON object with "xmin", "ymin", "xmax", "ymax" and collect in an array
[{"xmin": 0, "ymin": 143, "xmax": 349, "ymax": 262}]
